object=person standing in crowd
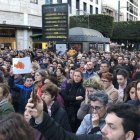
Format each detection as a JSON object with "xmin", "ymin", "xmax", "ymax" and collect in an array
[
  {"xmin": 63, "ymin": 69, "xmax": 85, "ymax": 132},
  {"xmin": 8, "ymin": 72, "xmax": 23, "ymax": 112},
  {"xmin": 83, "ymin": 61, "xmax": 97, "ymax": 80},
  {"xmin": 101, "ymin": 72, "xmax": 119, "ymax": 103},
  {"xmin": 0, "ymin": 83, "xmax": 14, "ymax": 116},
  {"xmin": 34, "ymin": 69, "xmax": 48, "ymax": 97},
  {"xmin": 123, "ymin": 81, "xmax": 137, "ymax": 102},
  {"xmin": 77, "ymin": 76, "xmax": 104, "ymax": 120},
  {"xmin": 116, "ymin": 69, "xmax": 130, "ymax": 101},
  {"xmin": 41, "ymin": 82, "xmax": 71, "ymax": 132},
  {"xmin": 97, "ymin": 61, "xmax": 110, "ymax": 77},
  {"xmin": 76, "ymin": 91, "xmax": 108, "ymax": 135},
  {"xmin": 56, "ymin": 67, "xmax": 66, "ymax": 88},
  {"xmin": 9, "ymin": 72, "xmax": 34, "ymax": 114}
]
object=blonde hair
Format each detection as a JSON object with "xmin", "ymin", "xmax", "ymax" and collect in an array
[{"xmin": 83, "ymin": 76, "xmax": 104, "ymax": 90}]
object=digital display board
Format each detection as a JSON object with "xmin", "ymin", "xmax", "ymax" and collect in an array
[{"xmin": 42, "ymin": 4, "xmax": 69, "ymax": 42}]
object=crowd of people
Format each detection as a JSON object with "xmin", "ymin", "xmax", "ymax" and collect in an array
[{"xmin": 0, "ymin": 47, "xmax": 140, "ymax": 140}]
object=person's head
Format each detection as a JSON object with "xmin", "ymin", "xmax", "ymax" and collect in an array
[
  {"xmin": 0, "ymin": 83, "xmax": 10, "ymax": 101},
  {"xmin": 101, "ymin": 72, "xmax": 113, "ymax": 89},
  {"xmin": 124, "ymin": 81, "xmax": 137, "ymax": 102},
  {"xmin": 101, "ymin": 103, "xmax": 140, "ymax": 140},
  {"xmin": 89, "ymin": 91, "xmax": 108, "ymax": 118},
  {"xmin": 35, "ymin": 69, "xmax": 47, "ymax": 83},
  {"xmin": 86, "ymin": 61, "xmax": 94, "ymax": 71},
  {"xmin": 31, "ymin": 62, "xmax": 40, "ymax": 76},
  {"xmin": 131, "ymin": 59, "xmax": 137, "ymax": 67},
  {"xmin": 100, "ymin": 61, "xmax": 110, "ymax": 73},
  {"xmin": 48, "ymin": 65, "xmax": 54, "ymax": 75},
  {"xmin": 73, "ymin": 69, "xmax": 83, "ymax": 83},
  {"xmin": 136, "ymin": 80, "xmax": 140, "ymax": 100},
  {"xmin": 52, "ymin": 60, "xmax": 58, "ymax": 69},
  {"xmin": 0, "ymin": 113, "xmax": 34, "ymax": 140},
  {"xmin": 105, "ymin": 52, "xmax": 111, "ymax": 60},
  {"xmin": 69, "ymin": 67, "xmax": 75, "ymax": 79},
  {"xmin": 83, "ymin": 76, "xmax": 104, "ymax": 95},
  {"xmin": 117, "ymin": 69, "xmax": 128, "ymax": 86},
  {"xmin": 117, "ymin": 56, "xmax": 124, "ymax": 65},
  {"xmin": 124, "ymin": 57, "xmax": 130, "ymax": 64},
  {"xmin": 41, "ymin": 83, "xmax": 59, "ymax": 106},
  {"xmin": 24, "ymin": 74, "xmax": 34, "ymax": 87},
  {"xmin": 56, "ymin": 68, "xmax": 66, "ymax": 77}
]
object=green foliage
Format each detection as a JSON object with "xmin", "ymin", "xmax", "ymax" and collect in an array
[
  {"xmin": 112, "ymin": 21, "xmax": 140, "ymax": 41},
  {"xmin": 70, "ymin": 14, "xmax": 114, "ymax": 37}
]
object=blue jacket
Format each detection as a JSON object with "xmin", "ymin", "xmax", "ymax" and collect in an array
[
  {"xmin": 83, "ymin": 70, "xmax": 97, "ymax": 80},
  {"xmin": 76, "ymin": 114, "xmax": 105, "ymax": 135},
  {"xmin": 9, "ymin": 76, "xmax": 33, "ymax": 113}
]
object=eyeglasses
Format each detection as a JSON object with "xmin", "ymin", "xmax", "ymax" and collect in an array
[{"xmin": 90, "ymin": 105, "xmax": 104, "ymax": 111}]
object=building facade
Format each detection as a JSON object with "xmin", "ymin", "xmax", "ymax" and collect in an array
[
  {"xmin": 102, "ymin": 0, "xmax": 139, "ymax": 21},
  {"xmin": 46, "ymin": 0, "xmax": 102, "ymax": 16},
  {"xmin": 0, "ymin": 0, "xmax": 45, "ymax": 50}
]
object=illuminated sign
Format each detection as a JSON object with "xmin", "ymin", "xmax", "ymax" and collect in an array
[{"xmin": 42, "ymin": 4, "xmax": 69, "ymax": 42}]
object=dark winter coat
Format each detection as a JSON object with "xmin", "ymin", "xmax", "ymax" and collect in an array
[
  {"xmin": 62, "ymin": 81, "xmax": 85, "ymax": 132},
  {"xmin": 30, "ymin": 112, "xmax": 102, "ymax": 140},
  {"xmin": 50, "ymin": 101, "xmax": 71, "ymax": 131}
]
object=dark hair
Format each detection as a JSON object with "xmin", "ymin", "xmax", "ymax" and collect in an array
[
  {"xmin": 41, "ymin": 83, "xmax": 59, "ymax": 98},
  {"xmin": 24, "ymin": 74, "xmax": 33, "ymax": 82},
  {"xmin": 0, "ymin": 113, "xmax": 34, "ymax": 140},
  {"xmin": 123, "ymin": 81, "xmax": 137, "ymax": 102},
  {"xmin": 100, "ymin": 61, "xmax": 110, "ymax": 68},
  {"xmin": 117, "ymin": 69, "xmax": 129, "ymax": 79},
  {"xmin": 107, "ymin": 103, "xmax": 140, "ymax": 140},
  {"xmin": 57, "ymin": 67, "xmax": 66, "ymax": 76},
  {"xmin": 89, "ymin": 91, "xmax": 108, "ymax": 105}
]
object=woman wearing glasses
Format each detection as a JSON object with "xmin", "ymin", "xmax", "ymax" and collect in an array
[
  {"xmin": 76, "ymin": 91, "xmax": 108, "ymax": 135},
  {"xmin": 101, "ymin": 72, "xmax": 119, "ymax": 103}
]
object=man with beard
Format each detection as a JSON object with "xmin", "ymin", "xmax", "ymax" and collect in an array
[
  {"xmin": 101, "ymin": 103, "xmax": 140, "ymax": 140},
  {"xmin": 83, "ymin": 61, "xmax": 97, "ymax": 80}
]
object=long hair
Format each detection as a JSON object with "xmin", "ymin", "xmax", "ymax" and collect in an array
[{"xmin": 0, "ymin": 113, "xmax": 34, "ymax": 140}]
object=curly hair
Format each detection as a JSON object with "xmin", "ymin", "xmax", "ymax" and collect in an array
[{"xmin": 83, "ymin": 76, "xmax": 104, "ymax": 90}]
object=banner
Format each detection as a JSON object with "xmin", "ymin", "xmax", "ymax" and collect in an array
[{"xmin": 13, "ymin": 57, "xmax": 31, "ymax": 74}]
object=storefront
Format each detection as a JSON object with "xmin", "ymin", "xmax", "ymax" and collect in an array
[{"xmin": 0, "ymin": 28, "xmax": 16, "ymax": 49}]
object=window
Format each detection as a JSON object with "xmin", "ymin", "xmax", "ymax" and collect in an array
[
  {"xmin": 96, "ymin": 0, "xmax": 98, "ymax": 4},
  {"xmin": 68, "ymin": 0, "xmax": 72, "ymax": 13},
  {"xmin": 76, "ymin": 0, "xmax": 80, "ymax": 10},
  {"xmin": 90, "ymin": 5, "xmax": 93, "ymax": 14},
  {"xmin": 30, "ymin": 0, "xmax": 38, "ymax": 4},
  {"xmin": 45, "ymin": 0, "xmax": 52, "ymax": 4},
  {"xmin": 57, "ymin": 0, "xmax": 62, "ymax": 3},
  {"xmin": 83, "ymin": 2, "xmax": 87, "ymax": 12},
  {"xmin": 95, "ymin": 7, "xmax": 98, "ymax": 14}
]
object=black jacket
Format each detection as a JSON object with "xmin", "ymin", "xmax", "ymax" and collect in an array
[
  {"xmin": 51, "ymin": 101, "xmax": 71, "ymax": 131},
  {"xmin": 30, "ymin": 112, "xmax": 102, "ymax": 140}
]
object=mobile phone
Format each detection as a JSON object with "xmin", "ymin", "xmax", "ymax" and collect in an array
[{"xmin": 32, "ymin": 82, "xmax": 37, "ymax": 107}]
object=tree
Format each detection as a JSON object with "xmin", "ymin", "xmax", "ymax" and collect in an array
[{"xmin": 70, "ymin": 14, "xmax": 114, "ymax": 38}]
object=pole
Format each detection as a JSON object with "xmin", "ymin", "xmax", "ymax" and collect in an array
[{"xmin": 118, "ymin": 0, "xmax": 120, "ymax": 22}]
